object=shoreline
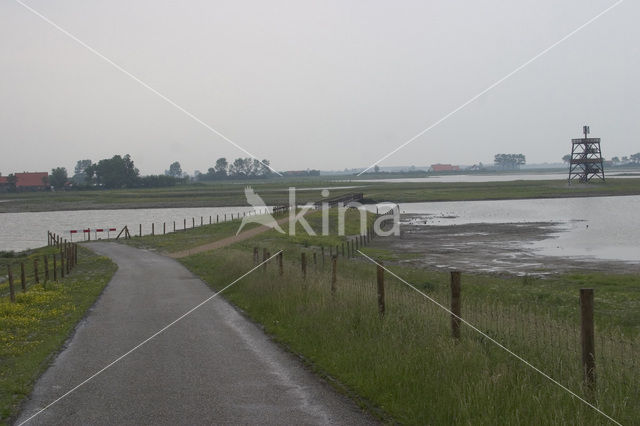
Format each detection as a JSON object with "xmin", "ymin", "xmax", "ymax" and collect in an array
[{"xmin": 369, "ymin": 216, "xmax": 640, "ymax": 276}]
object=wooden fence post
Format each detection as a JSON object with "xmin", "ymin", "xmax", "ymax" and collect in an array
[
  {"xmin": 43, "ymin": 255, "xmax": 49, "ymax": 282},
  {"xmin": 34, "ymin": 259, "xmax": 39, "ymax": 284},
  {"xmin": 450, "ymin": 271, "xmax": 461, "ymax": 339},
  {"xmin": 66, "ymin": 245, "xmax": 71, "ymax": 274},
  {"xmin": 331, "ymin": 255, "xmax": 337, "ymax": 296},
  {"xmin": 60, "ymin": 251, "xmax": 65, "ymax": 278},
  {"xmin": 278, "ymin": 252, "xmax": 284, "ymax": 276},
  {"xmin": 20, "ymin": 262, "xmax": 26, "ymax": 292},
  {"xmin": 377, "ymin": 263, "xmax": 385, "ymax": 316},
  {"xmin": 580, "ymin": 289, "xmax": 596, "ymax": 393},
  {"xmin": 201, "ymin": 216, "xmax": 203, "ymax": 226},
  {"xmin": 253, "ymin": 247, "xmax": 259, "ymax": 264},
  {"xmin": 8, "ymin": 265, "xmax": 15, "ymax": 303},
  {"xmin": 217, "ymin": 214, "xmax": 219, "ymax": 223},
  {"xmin": 301, "ymin": 252, "xmax": 307, "ymax": 280},
  {"xmin": 192, "ymin": 217, "xmax": 195, "ymax": 228},
  {"xmin": 313, "ymin": 251, "xmax": 317, "ymax": 268},
  {"xmin": 163, "ymin": 222, "xmax": 166, "ymax": 235},
  {"xmin": 53, "ymin": 254, "xmax": 58, "ymax": 281},
  {"xmin": 152, "ymin": 223, "xmax": 155, "ymax": 236},
  {"xmin": 184, "ymin": 218, "xmax": 187, "ymax": 230},
  {"xmin": 139, "ymin": 224, "xmax": 142, "ymax": 237},
  {"xmin": 173, "ymin": 221, "xmax": 176, "ymax": 232},
  {"xmin": 74, "ymin": 243, "xmax": 78, "ymax": 266}
]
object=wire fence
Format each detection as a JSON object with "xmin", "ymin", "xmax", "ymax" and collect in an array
[{"xmin": 248, "ymin": 241, "xmax": 640, "ymax": 409}]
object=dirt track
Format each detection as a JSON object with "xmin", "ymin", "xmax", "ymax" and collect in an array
[{"xmin": 168, "ymin": 215, "xmax": 294, "ymax": 258}]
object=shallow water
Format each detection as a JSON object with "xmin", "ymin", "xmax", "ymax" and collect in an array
[
  {"xmin": 380, "ymin": 196, "xmax": 640, "ymax": 262},
  {"xmin": 0, "ymin": 206, "xmax": 266, "ymax": 251}
]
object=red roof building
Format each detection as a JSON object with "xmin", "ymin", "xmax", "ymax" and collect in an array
[
  {"xmin": 430, "ymin": 164, "xmax": 460, "ymax": 172},
  {"xmin": 15, "ymin": 172, "xmax": 49, "ymax": 190},
  {"xmin": 0, "ymin": 176, "xmax": 7, "ymax": 184}
]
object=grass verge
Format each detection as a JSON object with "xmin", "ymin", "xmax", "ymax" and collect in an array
[
  {"xmin": 166, "ymin": 208, "xmax": 639, "ymax": 424},
  {"xmin": 181, "ymin": 243, "xmax": 638, "ymax": 425}
]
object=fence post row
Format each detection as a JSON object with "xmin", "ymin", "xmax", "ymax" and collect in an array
[
  {"xmin": 450, "ymin": 271, "xmax": 462, "ymax": 339},
  {"xmin": 580, "ymin": 288, "xmax": 596, "ymax": 393}
]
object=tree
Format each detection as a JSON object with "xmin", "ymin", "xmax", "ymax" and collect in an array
[
  {"xmin": 89, "ymin": 154, "xmax": 139, "ymax": 188},
  {"xmin": 229, "ymin": 158, "xmax": 248, "ymax": 177},
  {"xmin": 494, "ymin": 153, "xmax": 526, "ymax": 169},
  {"xmin": 562, "ymin": 154, "xmax": 572, "ymax": 164},
  {"xmin": 166, "ymin": 161, "xmax": 183, "ymax": 177},
  {"xmin": 50, "ymin": 167, "xmax": 68, "ymax": 188},
  {"xmin": 630, "ymin": 153, "xmax": 640, "ymax": 164},
  {"xmin": 72, "ymin": 159, "xmax": 92, "ymax": 185},
  {"xmin": 214, "ymin": 158, "xmax": 228, "ymax": 177},
  {"xmin": 611, "ymin": 156, "xmax": 620, "ymax": 164},
  {"xmin": 374, "ymin": 165, "xmax": 380, "ymax": 173},
  {"xmin": 260, "ymin": 159, "xmax": 272, "ymax": 177}
]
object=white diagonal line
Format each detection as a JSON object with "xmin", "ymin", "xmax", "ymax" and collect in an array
[
  {"xmin": 357, "ymin": 0, "xmax": 625, "ymax": 175},
  {"xmin": 18, "ymin": 251, "xmax": 283, "ymax": 426},
  {"xmin": 13, "ymin": 0, "xmax": 282, "ymax": 177},
  {"xmin": 357, "ymin": 250, "xmax": 621, "ymax": 426}
]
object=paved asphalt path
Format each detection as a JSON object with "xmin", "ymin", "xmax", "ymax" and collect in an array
[{"xmin": 16, "ymin": 243, "xmax": 377, "ymax": 425}]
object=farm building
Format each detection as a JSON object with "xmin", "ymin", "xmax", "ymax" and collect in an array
[
  {"xmin": 14, "ymin": 172, "xmax": 50, "ymax": 191},
  {"xmin": 430, "ymin": 164, "xmax": 460, "ymax": 172}
]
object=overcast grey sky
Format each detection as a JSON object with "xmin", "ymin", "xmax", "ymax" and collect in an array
[{"xmin": 1, "ymin": 0, "xmax": 637, "ymax": 175}]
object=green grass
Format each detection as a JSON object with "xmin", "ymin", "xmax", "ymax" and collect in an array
[
  {"xmin": 147, "ymin": 207, "xmax": 639, "ymax": 424},
  {"xmin": 181, "ymin": 245, "xmax": 639, "ymax": 425},
  {"xmin": 0, "ymin": 247, "xmax": 116, "ymax": 424},
  {"xmin": 0, "ymin": 179, "xmax": 362, "ymax": 213},
  {"xmin": 2, "ymin": 176, "xmax": 640, "ymax": 213}
]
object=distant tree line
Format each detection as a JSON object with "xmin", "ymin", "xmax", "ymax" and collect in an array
[
  {"xmin": 494, "ymin": 153, "xmax": 526, "ymax": 170},
  {"xmin": 69, "ymin": 155, "xmax": 186, "ymax": 189},
  {"xmin": 563, "ymin": 152, "xmax": 640, "ymax": 165},
  {"xmin": 35, "ymin": 155, "xmax": 277, "ymax": 191},
  {"xmin": 195, "ymin": 157, "xmax": 274, "ymax": 181}
]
